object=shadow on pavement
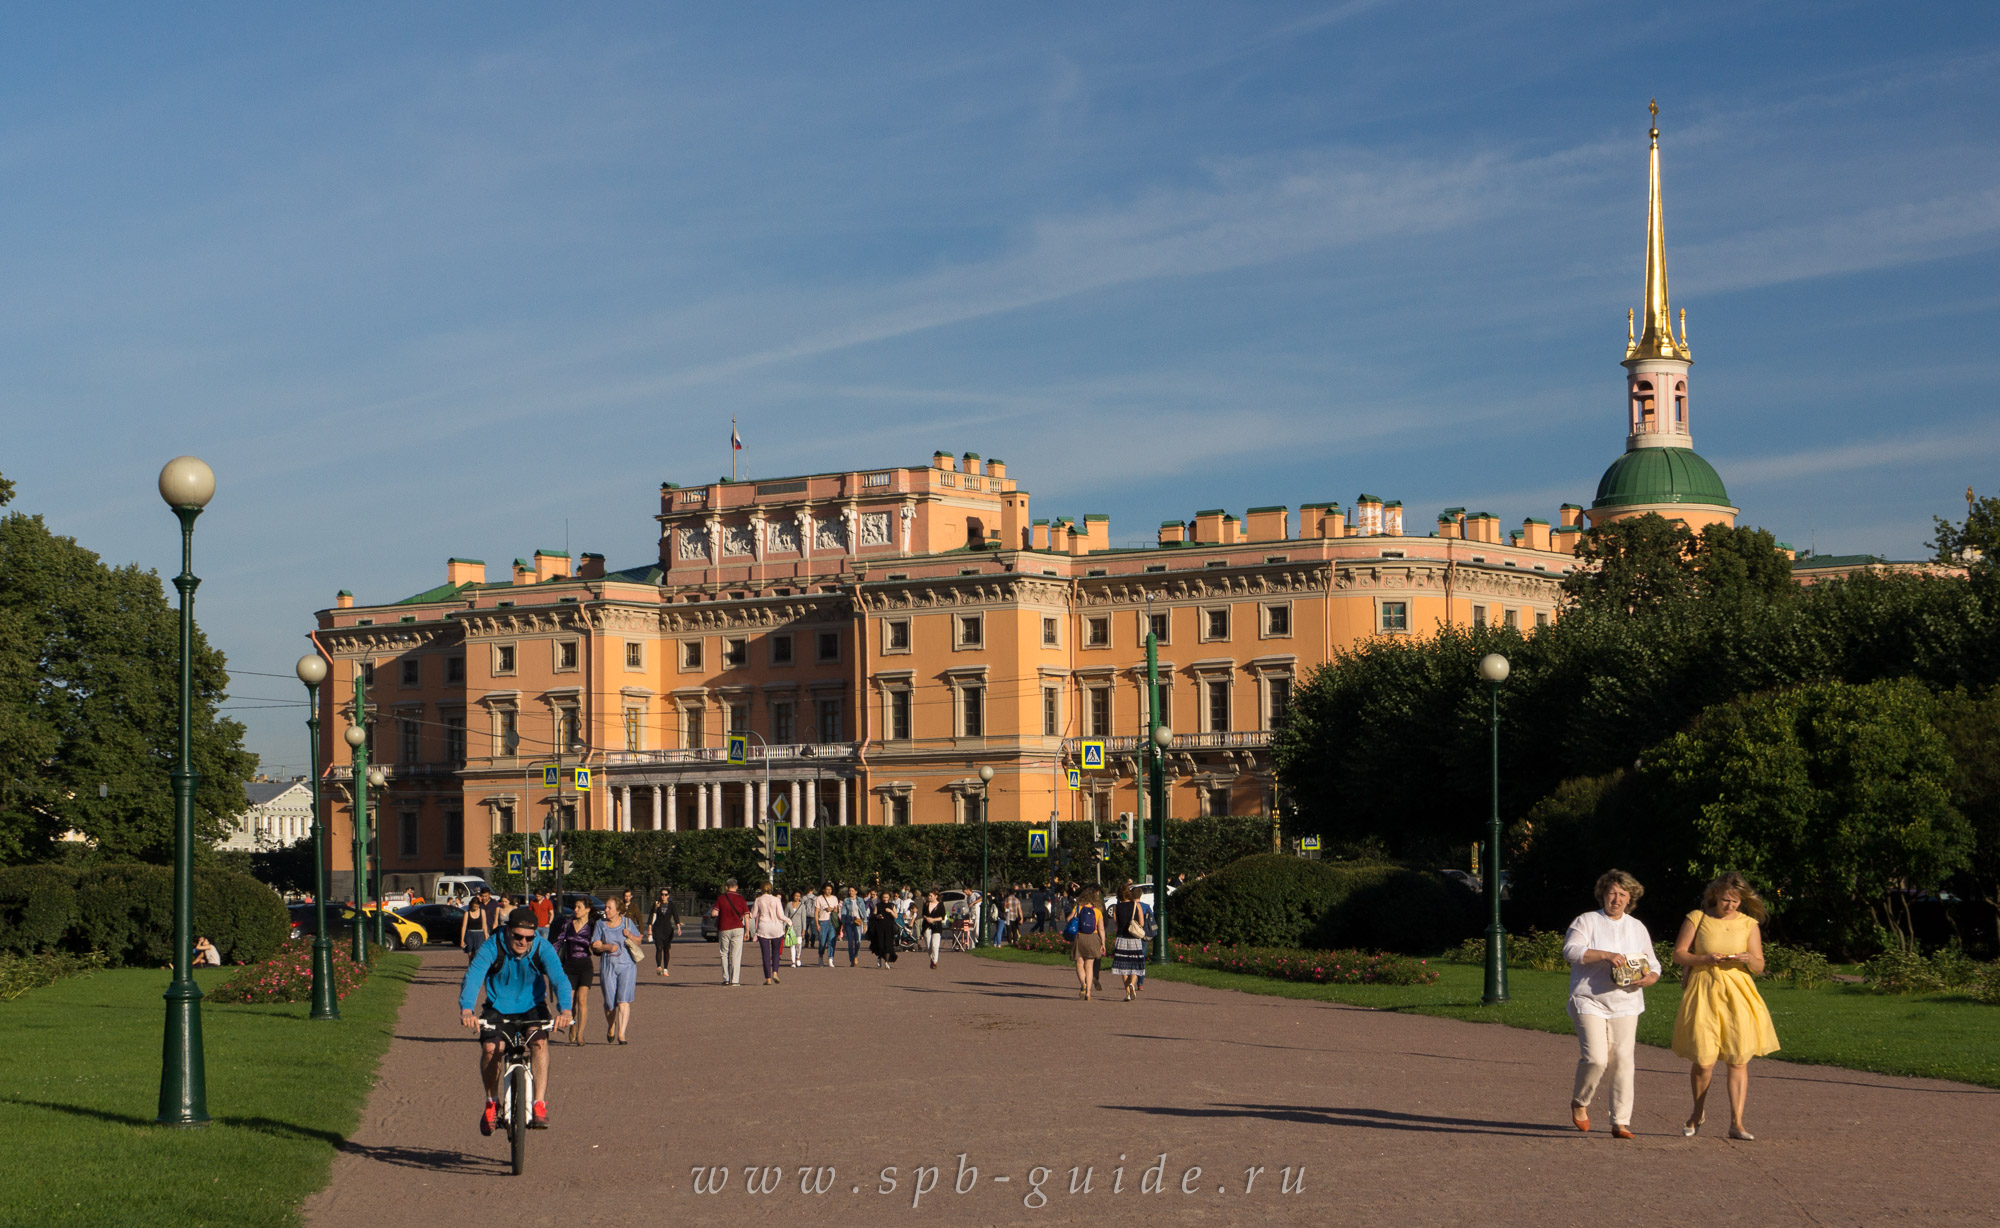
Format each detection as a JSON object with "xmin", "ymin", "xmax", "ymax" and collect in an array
[
  {"xmin": 338, "ymin": 1141, "xmax": 504, "ymax": 1175},
  {"xmin": 1105, "ymin": 1102, "xmax": 1570, "ymax": 1137}
]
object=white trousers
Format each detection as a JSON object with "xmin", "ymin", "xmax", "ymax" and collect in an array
[
  {"xmin": 1572, "ymin": 1011, "xmax": 1639, "ymax": 1126},
  {"xmin": 717, "ymin": 929, "xmax": 744, "ymax": 985}
]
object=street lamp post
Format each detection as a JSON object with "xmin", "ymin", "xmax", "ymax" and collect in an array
[
  {"xmin": 343, "ymin": 717, "xmax": 369, "ymax": 966},
  {"xmin": 1479, "ymin": 652, "xmax": 1511, "ymax": 1005},
  {"xmin": 156, "ymin": 456, "xmax": 214, "ymax": 1128},
  {"xmin": 296, "ymin": 653, "xmax": 338, "ymax": 1021},
  {"xmin": 365, "ymin": 764, "xmax": 387, "ymax": 949},
  {"xmin": 977, "ymin": 765, "xmax": 994, "ymax": 947},
  {"xmin": 1149, "ymin": 723, "xmax": 1172, "ymax": 962}
]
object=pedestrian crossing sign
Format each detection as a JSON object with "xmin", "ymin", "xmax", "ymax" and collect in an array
[
  {"xmin": 769, "ymin": 794, "xmax": 791, "ymax": 822},
  {"xmin": 774, "ymin": 821, "xmax": 791, "ymax": 853},
  {"xmin": 1080, "ymin": 740, "xmax": 1106, "ymax": 770},
  {"xmin": 727, "ymin": 734, "xmax": 749, "ymax": 765},
  {"xmin": 536, "ymin": 847, "xmax": 554, "ymax": 870},
  {"xmin": 1028, "ymin": 829, "xmax": 1048, "ymax": 858},
  {"xmin": 542, "ymin": 766, "xmax": 558, "ymax": 789},
  {"xmin": 507, "ymin": 851, "xmax": 523, "ymax": 872},
  {"xmin": 1066, "ymin": 768, "xmax": 1081, "ymax": 790},
  {"xmin": 573, "ymin": 767, "xmax": 592, "ymax": 792},
  {"xmin": 1301, "ymin": 836, "xmax": 1321, "ymax": 852}
]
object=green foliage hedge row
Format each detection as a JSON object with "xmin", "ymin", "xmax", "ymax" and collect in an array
[
  {"xmin": 489, "ymin": 816, "xmax": 1275, "ymax": 901},
  {"xmin": 1172, "ymin": 942, "xmax": 1439, "ymax": 986},
  {"xmin": 1166, "ymin": 854, "xmax": 1479, "ymax": 953},
  {"xmin": 0, "ymin": 864, "xmax": 288, "ymax": 967},
  {"xmin": 0, "ymin": 951, "xmax": 106, "ymax": 1000}
]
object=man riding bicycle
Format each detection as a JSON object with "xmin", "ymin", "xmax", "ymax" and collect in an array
[{"xmin": 460, "ymin": 906, "xmax": 573, "ymax": 1134}]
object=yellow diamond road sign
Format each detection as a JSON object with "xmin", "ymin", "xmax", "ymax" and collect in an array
[{"xmin": 769, "ymin": 794, "xmax": 791, "ymax": 822}]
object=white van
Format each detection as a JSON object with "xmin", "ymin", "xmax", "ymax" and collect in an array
[{"xmin": 432, "ymin": 875, "xmax": 491, "ymax": 907}]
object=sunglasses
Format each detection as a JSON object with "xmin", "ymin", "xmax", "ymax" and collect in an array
[{"xmin": 508, "ymin": 932, "xmax": 536, "ymax": 944}]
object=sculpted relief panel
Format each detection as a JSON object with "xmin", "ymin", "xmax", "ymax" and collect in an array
[
  {"xmin": 860, "ymin": 512, "xmax": 892, "ymax": 547},
  {"xmin": 765, "ymin": 520, "xmax": 800, "ymax": 554},
  {"xmin": 722, "ymin": 525, "xmax": 757, "ymax": 557},
  {"xmin": 676, "ymin": 526, "xmax": 711, "ymax": 561},
  {"xmin": 815, "ymin": 520, "xmax": 847, "ymax": 553}
]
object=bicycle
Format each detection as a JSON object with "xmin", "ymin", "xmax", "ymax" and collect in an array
[{"xmin": 482, "ymin": 1015, "xmax": 552, "ymax": 1175}]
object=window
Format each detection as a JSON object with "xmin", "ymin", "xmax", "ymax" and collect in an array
[
  {"xmin": 625, "ymin": 642, "xmax": 643, "ymax": 669},
  {"xmin": 1380, "ymin": 602, "xmax": 1408, "ymax": 632},
  {"xmin": 399, "ymin": 811, "xmax": 419, "ymax": 859},
  {"xmin": 682, "ymin": 640, "xmax": 703, "ymax": 670},
  {"xmin": 1207, "ymin": 681, "xmax": 1230, "ymax": 733},
  {"xmin": 772, "ymin": 701, "xmax": 795, "ymax": 744},
  {"xmin": 1263, "ymin": 604, "xmax": 1291, "ymax": 637},
  {"xmin": 1204, "ymin": 608, "xmax": 1229, "ymax": 641},
  {"xmin": 401, "ymin": 659, "xmax": 419, "ymax": 687},
  {"xmin": 559, "ymin": 706, "xmax": 582, "ymax": 753},
  {"xmin": 889, "ymin": 691, "xmax": 911, "ymax": 741},
  {"xmin": 1042, "ymin": 687, "xmax": 1060, "ymax": 737},
  {"xmin": 1088, "ymin": 686, "xmax": 1111, "ymax": 738},
  {"xmin": 884, "ymin": 620, "xmax": 910, "ymax": 652},
  {"xmin": 959, "ymin": 687, "xmax": 983, "ymax": 737},
  {"xmin": 361, "ymin": 662, "xmax": 375, "ymax": 686},
  {"xmin": 1151, "ymin": 684, "xmax": 1172, "ymax": 731},
  {"xmin": 400, "ymin": 717, "xmax": 420, "ymax": 763},
  {"xmin": 1503, "ymin": 608, "xmax": 1520, "ymax": 630},
  {"xmin": 770, "ymin": 634, "xmax": 793, "ymax": 665},
  {"xmin": 957, "ymin": 615, "xmax": 982, "ymax": 648},
  {"xmin": 683, "ymin": 707, "xmax": 706, "ymax": 749},
  {"xmin": 817, "ymin": 698, "xmax": 843, "ymax": 742},
  {"xmin": 723, "ymin": 638, "xmax": 747, "ymax": 667},
  {"xmin": 817, "ymin": 632, "xmax": 840, "ymax": 662},
  {"xmin": 1041, "ymin": 617, "xmax": 1058, "ymax": 647},
  {"xmin": 1206, "ymin": 786, "xmax": 1230, "ymax": 817},
  {"xmin": 497, "ymin": 709, "xmax": 519, "ymax": 755},
  {"xmin": 1472, "ymin": 606, "xmax": 1487, "ymax": 629},
  {"xmin": 447, "ymin": 656, "xmax": 465, "ymax": 684},
  {"xmin": 496, "ymin": 802, "xmax": 515, "ymax": 835},
  {"xmin": 1535, "ymin": 611, "xmax": 1551, "ymax": 629},
  {"xmin": 557, "ymin": 640, "xmax": 578, "ymax": 670},
  {"xmin": 444, "ymin": 809, "xmax": 464, "ymax": 856},
  {"xmin": 1267, "ymin": 677, "xmax": 1292, "ymax": 728},
  {"xmin": 494, "ymin": 645, "xmax": 516, "ymax": 675},
  {"xmin": 1086, "ymin": 616, "xmax": 1110, "ymax": 648},
  {"xmin": 623, "ymin": 706, "xmax": 643, "ymax": 751},
  {"xmin": 444, "ymin": 713, "xmax": 465, "ymax": 764},
  {"xmin": 887, "ymin": 794, "xmax": 911, "ymax": 826},
  {"xmin": 727, "ymin": 703, "xmax": 748, "ymax": 734},
  {"xmin": 1147, "ymin": 612, "xmax": 1169, "ymax": 644}
]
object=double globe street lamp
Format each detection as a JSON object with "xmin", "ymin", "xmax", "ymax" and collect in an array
[
  {"xmin": 1479, "ymin": 651, "xmax": 1511, "ymax": 1006},
  {"xmin": 295, "ymin": 653, "xmax": 339, "ymax": 1021},
  {"xmin": 341, "ymin": 722, "xmax": 388, "ymax": 962},
  {"xmin": 976, "ymin": 765, "xmax": 993, "ymax": 946}
]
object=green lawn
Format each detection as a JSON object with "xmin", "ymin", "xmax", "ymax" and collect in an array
[
  {"xmin": 978, "ymin": 948, "xmax": 2000, "ymax": 1088},
  {"xmin": 0, "ymin": 954, "xmax": 417, "ymax": 1228}
]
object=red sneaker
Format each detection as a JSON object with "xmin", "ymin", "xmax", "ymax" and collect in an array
[
  {"xmin": 479, "ymin": 1099, "xmax": 497, "ymax": 1136},
  {"xmin": 530, "ymin": 1100, "xmax": 549, "ymax": 1129}
]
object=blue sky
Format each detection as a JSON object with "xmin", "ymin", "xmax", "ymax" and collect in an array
[{"xmin": 3, "ymin": 2, "xmax": 1995, "ymax": 775}]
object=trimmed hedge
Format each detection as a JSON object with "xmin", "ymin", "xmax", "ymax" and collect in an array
[
  {"xmin": 1168, "ymin": 854, "xmax": 1479, "ymax": 953},
  {"xmin": 0, "ymin": 863, "xmax": 288, "ymax": 967},
  {"xmin": 488, "ymin": 816, "xmax": 1276, "ymax": 901}
]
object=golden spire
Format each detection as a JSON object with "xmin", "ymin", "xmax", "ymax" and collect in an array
[{"xmin": 1628, "ymin": 99, "xmax": 1690, "ymax": 362}]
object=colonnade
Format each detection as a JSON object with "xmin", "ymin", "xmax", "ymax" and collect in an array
[{"xmin": 608, "ymin": 776, "xmax": 851, "ymax": 832}]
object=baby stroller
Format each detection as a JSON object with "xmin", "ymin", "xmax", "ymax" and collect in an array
[{"xmin": 891, "ymin": 912, "xmax": 920, "ymax": 954}]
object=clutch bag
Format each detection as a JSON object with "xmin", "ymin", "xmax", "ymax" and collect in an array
[{"xmin": 1611, "ymin": 954, "xmax": 1651, "ymax": 987}]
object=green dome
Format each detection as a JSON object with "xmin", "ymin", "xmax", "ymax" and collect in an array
[{"xmin": 1591, "ymin": 447, "xmax": 1731, "ymax": 511}]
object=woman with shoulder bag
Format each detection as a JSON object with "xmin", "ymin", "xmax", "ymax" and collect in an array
[
  {"xmin": 650, "ymin": 887, "xmax": 681, "ymax": 978},
  {"xmin": 550, "ymin": 896, "xmax": 596, "ymax": 1045},
  {"xmin": 1111, "ymin": 883, "xmax": 1148, "ymax": 1001},
  {"xmin": 1066, "ymin": 888, "xmax": 1106, "ymax": 1001},
  {"xmin": 592, "ymin": 894, "xmax": 644, "ymax": 1044}
]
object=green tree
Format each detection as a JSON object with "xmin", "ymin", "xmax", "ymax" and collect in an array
[
  {"xmin": 1931, "ymin": 487, "xmax": 2000, "ymax": 586},
  {"xmin": 1933, "ymin": 687, "xmax": 2000, "ymax": 950},
  {"xmin": 1647, "ymin": 678, "xmax": 1972, "ymax": 953},
  {"xmin": 0, "ymin": 510, "xmax": 254, "ymax": 863},
  {"xmin": 1561, "ymin": 514, "xmax": 1792, "ymax": 616}
]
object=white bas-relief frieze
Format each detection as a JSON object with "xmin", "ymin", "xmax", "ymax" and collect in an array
[
  {"xmin": 766, "ymin": 521, "xmax": 800, "ymax": 554},
  {"xmin": 722, "ymin": 525, "xmax": 757, "ymax": 557},
  {"xmin": 860, "ymin": 512, "xmax": 892, "ymax": 547},
  {"xmin": 677, "ymin": 526, "xmax": 711, "ymax": 561},
  {"xmin": 815, "ymin": 521, "xmax": 847, "ymax": 553}
]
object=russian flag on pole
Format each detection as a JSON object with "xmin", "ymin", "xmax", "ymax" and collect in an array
[{"xmin": 731, "ymin": 425, "xmax": 743, "ymax": 451}]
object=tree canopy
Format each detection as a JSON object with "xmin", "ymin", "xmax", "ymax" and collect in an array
[{"xmin": 1561, "ymin": 513, "xmax": 1793, "ymax": 616}]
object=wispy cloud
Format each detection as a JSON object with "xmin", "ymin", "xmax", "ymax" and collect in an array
[{"xmin": 1720, "ymin": 419, "xmax": 2000, "ymax": 485}]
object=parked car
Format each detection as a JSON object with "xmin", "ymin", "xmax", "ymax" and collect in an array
[
  {"xmin": 392, "ymin": 903, "xmax": 467, "ymax": 943},
  {"xmin": 432, "ymin": 875, "xmax": 490, "ymax": 906},
  {"xmin": 353, "ymin": 904, "xmax": 429, "ymax": 949},
  {"xmin": 287, "ymin": 903, "xmax": 424, "ymax": 948}
]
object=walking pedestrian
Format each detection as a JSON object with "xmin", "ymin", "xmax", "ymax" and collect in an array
[
  {"xmin": 750, "ymin": 882, "xmax": 789, "ymax": 985},
  {"xmin": 813, "ymin": 884, "xmax": 841, "ymax": 967},
  {"xmin": 592, "ymin": 894, "xmax": 643, "ymax": 1044},
  {"xmin": 650, "ymin": 887, "xmax": 681, "ymax": 978},
  {"xmin": 866, "ymin": 896, "xmax": 901, "ymax": 968},
  {"xmin": 1673, "ymin": 872, "xmax": 1780, "ymax": 1140},
  {"xmin": 460, "ymin": 886, "xmax": 503, "ymax": 965},
  {"xmin": 920, "ymin": 890, "xmax": 948, "ymax": 969},
  {"xmin": 840, "ymin": 886, "xmax": 869, "ymax": 967},
  {"xmin": 999, "ymin": 890, "xmax": 1023, "ymax": 946},
  {"xmin": 1563, "ymin": 869, "xmax": 1662, "ymax": 1139},
  {"xmin": 530, "ymin": 889, "xmax": 554, "ymax": 941},
  {"xmin": 785, "ymin": 890, "xmax": 810, "ymax": 969},
  {"xmin": 1066, "ymin": 888, "xmax": 1105, "ymax": 1001},
  {"xmin": 711, "ymin": 878, "xmax": 750, "ymax": 987},
  {"xmin": 1111, "ymin": 884, "xmax": 1148, "ymax": 1001},
  {"xmin": 550, "ymin": 895, "xmax": 596, "ymax": 1045}
]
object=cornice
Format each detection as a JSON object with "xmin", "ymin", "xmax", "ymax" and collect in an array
[
  {"xmin": 857, "ymin": 576, "xmax": 1070, "ymax": 613},
  {"xmin": 317, "ymin": 622, "xmax": 462, "ymax": 654},
  {"xmin": 1079, "ymin": 568, "xmax": 1331, "ymax": 606}
]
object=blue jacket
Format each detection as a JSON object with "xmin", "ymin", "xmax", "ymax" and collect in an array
[{"xmin": 459, "ymin": 932, "xmax": 573, "ymax": 1014}]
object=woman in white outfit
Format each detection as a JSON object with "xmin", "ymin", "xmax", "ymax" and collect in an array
[{"xmin": 1562, "ymin": 869, "xmax": 1661, "ymax": 1140}]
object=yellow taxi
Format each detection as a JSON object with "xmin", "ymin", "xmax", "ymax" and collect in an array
[{"xmin": 346, "ymin": 905, "xmax": 429, "ymax": 950}]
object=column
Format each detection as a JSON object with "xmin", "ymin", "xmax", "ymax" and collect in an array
[
  {"xmin": 714, "ymin": 781, "xmax": 727, "ymax": 827},
  {"xmin": 651, "ymin": 784, "xmax": 663, "ymax": 831},
  {"xmin": 697, "ymin": 782, "xmax": 709, "ymax": 830},
  {"xmin": 804, "ymin": 778, "xmax": 818, "ymax": 829},
  {"xmin": 619, "ymin": 786, "xmax": 631, "ymax": 832},
  {"xmin": 789, "ymin": 779, "xmax": 803, "ymax": 828},
  {"xmin": 664, "ymin": 785, "xmax": 676, "ymax": 832},
  {"xmin": 836, "ymin": 777, "xmax": 849, "ymax": 826}
]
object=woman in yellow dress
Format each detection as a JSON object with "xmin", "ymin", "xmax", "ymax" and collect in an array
[{"xmin": 1671, "ymin": 872, "xmax": 1781, "ymax": 1140}]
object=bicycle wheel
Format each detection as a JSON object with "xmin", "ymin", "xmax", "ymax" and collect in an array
[{"xmin": 509, "ymin": 1065, "xmax": 529, "ymax": 1175}]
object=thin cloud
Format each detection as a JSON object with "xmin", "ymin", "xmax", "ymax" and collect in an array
[{"xmin": 1721, "ymin": 420, "xmax": 2000, "ymax": 485}]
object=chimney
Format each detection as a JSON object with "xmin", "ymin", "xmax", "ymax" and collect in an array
[
  {"xmin": 1558, "ymin": 503, "xmax": 1584, "ymax": 528},
  {"xmin": 1244, "ymin": 506, "xmax": 1289, "ymax": 542},
  {"xmin": 1192, "ymin": 509, "xmax": 1225, "ymax": 544},
  {"xmin": 1470, "ymin": 513, "xmax": 1500, "ymax": 544},
  {"xmin": 1325, "ymin": 507, "xmax": 1347, "ymax": 538},
  {"xmin": 533, "ymin": 550, "xmax": 571, "ymax": 582},
  {"xmin": 1438, "ymin": 514, "xmax": 1461, "ymax": 539},
  {"xmin": 336, "ymin": 590, "xmax": 354, "ymax": 609},
  {"xmin": 1220, "ymin": 515, "xmax": 1242, "ymax": 545},
  {"xmin": 1000, "ymin": 490, "xmax": 1026, "ymax": 549},
  {"xmin": 1383, "ymin": 501, "xmax": 1404, "ymax": 537},
  {"xmin": 934, "ymin": 451, "xmax": 955, "ymax": 472},
  {"xmin": 1552, "ymin": 526, "xmax": 1582, "ymax": 555},
  {"xmin": 1080, "ymin": 515, "xmax": 1109, "ymax": 553},
  {"xmin": 1158, "ymin": 520, "xmax": 1187, "ymax": 546},
  {"xmin": 1031, "ymin": 519, "xmax": 1051, "ymax": 551},
  {"xmin": 1354, "ymin": 495, "xmax": 1384, "ymax": 535},
  {"xmin": 1066, "ymin": 522, "xmax": 1090, "ymax": 556},
  {"xmin": 513, "ymin": 558, "xmax": 534, "ymax": 585},
  {"xmin": 1521, "ymin": 519, "xmax": 1551, "ymax": 551},
  {"xmin": 962, "ymin": 452, "xmax": 982, "ymax": 476},
  {"xmin": 986, "ymin": 458, "xmax": 1007, "ymax": 481},
  {"xmin": 578, "ymin": 552, "xmax": 606, "ymax": 580},
  {"xmin": 447, "ymin": 558, "xmax": 486, "ymax": 586}
]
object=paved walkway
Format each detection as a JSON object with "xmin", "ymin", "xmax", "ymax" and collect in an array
[{"xmin": 306, "ymin": 944, "xmax": 1997, "ymax": 1226}]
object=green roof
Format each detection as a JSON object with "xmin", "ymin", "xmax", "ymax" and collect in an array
[
  {"xmin": 603, "ymin": 563, "xmax": 665, "ymax": 584},
  {"xmin": 1246, "ymin": 505, "xmax": 1288, "ymax": 514},
  {"xmin": 448, "ymin": 557, "xmax": 484, "ymax": 565},
  {"xmin": 395, "ymin": 581, "xmax": 473, "ymax": 606},
  {"xmin": 1591, "ymin": 447, "xmax": 1732, "ymax": 511}
]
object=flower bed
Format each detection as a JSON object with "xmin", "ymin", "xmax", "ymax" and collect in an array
[
  {"xmin": 1011, "ymin": 932, "xmax": 1079, "ymax": 955},
  {"xmin": 1175, "ymin": 943, "xmax": 1438, "ymax": 986},
  {"xmin": 207, "ymin": 940, "xmax": 373, "ymax": 1005}
]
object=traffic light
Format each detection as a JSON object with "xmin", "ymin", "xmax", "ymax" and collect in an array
[{"xmin": 758, "ymin": 821, "xmax": 776, "ymax": 881}]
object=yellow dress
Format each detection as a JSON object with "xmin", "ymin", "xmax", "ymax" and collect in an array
[{"xmin": 1671, "ymin": 910, "xmax": 1780, "ymax": 1066}]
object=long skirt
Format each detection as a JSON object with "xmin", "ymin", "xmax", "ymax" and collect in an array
[{"xmin": 1112, "ymin": 934, "xmax": 1147, "ymax": 975}]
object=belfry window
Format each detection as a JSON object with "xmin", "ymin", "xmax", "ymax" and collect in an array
[
  {"xmin": 1674, "ymin": 380, "xmax": 1687, "ymax": 424},
  {"xmin": 1631, "ymin": 379, "xmax": 1655, "ymax": 428}
]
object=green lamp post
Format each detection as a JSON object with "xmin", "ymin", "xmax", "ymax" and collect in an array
[
  {"xmin": 1149, "ymin": 722, "xmax": 1171, "ymax": 962},
  {"xmin": 295, "ymin": 653, "xmax": 339, "ymax": 1021},
  {"xmin": 156, "ymin": 455, "xmax": 214, "ymax": 1128},
  {"xmin": 343, "ymin": 716, "xmax": 370, "ymax": 966},
  {"xmin": 976, "ymin": 765, "xmax": 994, "ymax": 946},
  {"xmin": 1479, "ymin": 651, "xmax": 1511, "ymax": 1005}
]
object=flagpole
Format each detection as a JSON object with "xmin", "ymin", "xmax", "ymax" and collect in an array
[{"xmin": 732, "ymin": 417, "xmax": 738, "ymax": 482}]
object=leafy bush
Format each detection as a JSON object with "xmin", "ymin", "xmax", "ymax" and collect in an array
[
  {"xmin": 0, "ymin": 951, "xmax": 106, "ymax": 1000},
  {"xmin": 1012, "ymin": 932, "xmax": 1078, "ymax": 955},
  {"xmin": 1970, "ymin": 963, "xmax": 2000, "ymax": 1005},
  {"xmin": 1174, "ymin": 943, "xmax": 1438, "ymax": 987},
  {"xmin": 1168, "ymin": 855, "xmax": 1477, "ymax": 953},
  {"xmin": 0, "ymin": 863, "xmax": 287, "ymax": 967},
  {"xmin": 207, "ymin": 941, "xmax": 372, "ymax": 1005},
  {"xmin": 1862, "ymin": 945, "xmax": 1984, "ymax": 994},
  {"xmin": 1762, "ymin": 943, "xmax": 1833, "ymax": 990}
]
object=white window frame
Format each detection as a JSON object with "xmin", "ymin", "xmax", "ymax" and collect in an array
[
  {"xmin": 1261, "ymin": 602, "xmax": 1293, "ymax": 639},
  {"xmin": 1201, "ymin": 606, "xmax": 1230, "ymax": 643}
]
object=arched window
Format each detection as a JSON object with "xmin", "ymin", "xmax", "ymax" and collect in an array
[
  {"xmin": 1630, "ymin": 379, "xmax": 1655, "ymax": 429},
  {"xmin": 1674, "ymin": 380, "xmax": 1687, "ymax": 424}
]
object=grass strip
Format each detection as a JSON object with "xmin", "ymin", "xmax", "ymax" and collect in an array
[
  {"xmin": 976, "ymin": 947, "xmax": 2000, "ymax": 1089},
  {"xmin": 0, "ymin": 953, "xmax": 418, "ymax": 1228}
]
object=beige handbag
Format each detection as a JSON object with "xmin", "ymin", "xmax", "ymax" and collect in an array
[{"xmin": 1611, "ymin": 953, "xmax": 1651, "ymax": 987}]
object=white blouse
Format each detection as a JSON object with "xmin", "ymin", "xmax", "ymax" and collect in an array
[{"xmin": 1562, "ymin": 910, "xmax": 1659, "ymax": 1018}]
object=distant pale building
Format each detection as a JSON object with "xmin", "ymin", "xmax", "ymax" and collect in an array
[{"xmin": 219, "ymin": 779, "xmax": 314, "ymax": 852}]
